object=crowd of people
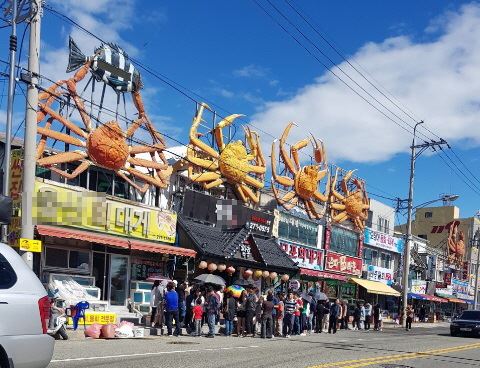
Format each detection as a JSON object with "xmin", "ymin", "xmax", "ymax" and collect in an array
[{"xmin": 149, "ymin": 280, "xmax": 388, "ymax": 338}]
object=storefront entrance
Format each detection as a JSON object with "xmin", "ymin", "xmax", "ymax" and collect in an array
[{"xmin": 109, "ymin": 254, "xmax": 129, "ymax": 306}]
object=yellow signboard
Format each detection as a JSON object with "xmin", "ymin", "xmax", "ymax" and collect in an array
[
  {"xmin": 67, "ymin": 311, "xmax": 117, "ymax": 325},
  {"xmin": 33, "ymin": 180, "xmax": 177, "ymax": 243},
  {"xmin": 19, "ymin": 238, "xmax": 42, "ymax": 252}
]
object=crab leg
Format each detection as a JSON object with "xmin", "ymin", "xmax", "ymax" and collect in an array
[
  {"xmin": 246, "ymin": 128, "xmax": 266, "ymax": 168},
  {"xmin": 116, "ymin": 170, "xmax": 149, "ymax": 194},
  {"xmin": 49, "ymin": 160, "xmax": 91, "ymax": 180},
  {"xmin": 333, "ymin": 211, "xmax": 349, "ymax": 223},
  {"xmin": 243, "ymin": 174, "xmax": 264, "ymax": 189},
  {"xmin": 305, "ymin": 199, "xmax": 320, "ymax": 219},
  {"xmin": 214, "ymin": 114, "xmax": 244, "ymax": 151},
  {"xmin": 125, "ymin": 166, "xmax": 168, "ymax": 189},
  {"xmin": 189, "ymin": 171, "xmax": 222, "ymax": 183},
  {"xmin": 186, "ymin": 146, "xmax": 219, "ymax": 170},
  {"xmin": 330, "ymin": 202, "xmax": 346, "ymax": 210},
  {"xmin": 330, "ymin": 168, "xmax": 346, "ymax": 201},
  {"xmin": 129, "ymin": 143, "xmax": 166, "ymax": 154},
  {"xmin": 248, "ymin": 164, "xmax": 266, "ymax": 174},
  {"xmin": 241, "ymin": 184, "xmax": 260, "ymax": 204},
  {"xmin": 291, "ymin": 138, "xmax": 309, "ymax": 170},
  {"xmin": 126, "ymin": 118, "xmax": 146, "ymax": 139},
  {"xmin": 313, "ymin": 190, "xmax": 329, "ymax": 203},
  {"xmin": 37, "ymin": 81, "xmax": 65, "ymax": 122},
  {"xmin": 37, "ymin": 127, "xmax": 86, "ymax": 148},
  {"xmin": 37, "ymin": 151, "xmax": 87, "ymax": 166},
  {"xmin": 38, "ymin": 104, "xmax": 88, "ymax": 138},
  {"xmin": 204, "ymin": 178, "xmax": 225, "ymax": 190},
  {"xmin": 37, "ymin": 117, "xmax": 54, "ymax": 160},
  {"xmin": 311, "ymin": 134, "xmax": 327, "ymax": 165},
  {"xmin": 271, "ymin": 141, "xmax": 295, "ymax": 187},
  {"xmin": 127, "ymin": 156, "xmax": 169, "ymax": 170},
  {"xmin": 279, "ymin": 122, "xmax": 298, "ymax": 175},
  {"xmin": 234, "ymin": 184, "xmax": 248, "ymax": 203},
  {"xmin": 272, "ymin": 187, "xmax": 298, "ymax": 210},
  {"xmin": 189, "ymin": 103, "xmax": 219, "ymax": 159}
]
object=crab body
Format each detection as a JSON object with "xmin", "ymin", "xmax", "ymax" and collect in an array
[
  {"xmin": 330, "ymin": 170, "xmax": 370, "ymax": 231},
  {"xmin": 187, "ymin": 103, "xmax": 266, "ymax": 204},
  {"xmin": 271, "ymin": 123, "xmax": 329, "ymax": 219},
  {"xmin": 87, "ymin": 122, "xmax": 129, "ymax": 170}
]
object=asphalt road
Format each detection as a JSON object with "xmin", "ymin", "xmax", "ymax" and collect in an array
[{"xmin": 49, "ymin": 325, "xmax": 480, "ymax": 368}]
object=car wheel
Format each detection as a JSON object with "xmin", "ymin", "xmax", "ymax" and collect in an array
[
  {"xmin": 450, "ymin": 331, "xmax": 457, "ymax": 337},
  {"xmin": 59, "ymin": 326, "xmax": 69, "ymax": 340}
]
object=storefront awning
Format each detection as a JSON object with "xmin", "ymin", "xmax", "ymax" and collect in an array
[
  {"xmin": 408, "ymin": 293, "xmax": 447, "ymax": 303},
  {"xmin": 351, "ymin": 278, "xmax": 400, "ymax": 296},
  {"xmin": 36, "ymin": 225, "xmax": 196, "ymax": 257},
  {"xmin": 447, "ymin": 297, "xmax": 467, "ymax": 304},
  {"xmin": 299, "ymin": 268, "xmax": 347, "ymax": 281}
]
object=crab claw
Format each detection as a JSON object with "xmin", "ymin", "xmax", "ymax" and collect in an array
[{"xmin": 310, "ymin": 133, "xmax": 326, "ymax": 165}]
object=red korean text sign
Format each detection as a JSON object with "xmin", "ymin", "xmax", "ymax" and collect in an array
[{"xmin": 324, "ymin": 251, "xmax": 362, "ymax": 276}]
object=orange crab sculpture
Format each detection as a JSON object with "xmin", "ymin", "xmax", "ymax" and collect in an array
[
  {"xmin": 271, "ymin": 122, "xmax": 329, "ymax": 219},
  {"xmin": 186, "ymin": 103, "xmax": 266, "ymax": 204},
  {"xmin": 330, "ymin": 168, "xmax": 370, "ymax": 231},
  {"xmin": 448, "ymin": 222, "xmax": 465, "ymax": 266},
  {"xmin": 36, "ymin": 54, "xmax": 171, "ymax": 193}
]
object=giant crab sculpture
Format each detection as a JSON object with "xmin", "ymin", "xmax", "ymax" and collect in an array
[
  {"xmin": 186, "ymin": 103, "xmax": 266, "ymax": 204},
  {"xmin": 271, "ymin": 122, "xmax": 329, "ymax": 219},
  {"xmin": 330, "ymin": 168, "xmax": 370, "ymax": 231},
  {"xmin": 448, "ymin": 222, "xmax": 465, "ymax": 267},
  {"xmin": 36, "ymin": 38, "xmax": 172, "ymax": 193}
]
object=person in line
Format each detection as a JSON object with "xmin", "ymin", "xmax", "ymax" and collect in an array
[
  {"xmin": 322, "ymin": 300, "xmax": 331, "ymax": 332},
  {"xmin": 255, "ymin": 294, "xmax": 264, "ymax": 336},
  {"xmin": 274, "ymin": 292, "xmax": 284, "ymax": 337},
  {"xmin": 419, "ymin": 305, "xmax": 426, "ymax": 323},
  {"xmin": 177, "ymin": 282, "xmax": 187, "ymax": 325},
  {"xmin": 150, "ymin": 280, "xmax": 162, "ymax": 328},
  {"xmin": 236, "ymin": 290, "xmax": 247, "ymax": 337},
  {"xmin": 245, "ymin": 287, "xmax": 258, "ymax": 337},
  {"xmin": 293, "ymin": 292, "xmax": 303, "ymax": 335},
  {"xmin": 328, "ymin": 299, "xmax": 340, "ymax": 334},
  {"xmin": 192, "ymin": 298, "xmax": 203, "ymax": 337},
  {"xmin": 261, "ymin": 292, "xmax": 274, "ymax": 338},
  {"xmin": 223, "ymin": 290, "xmax": 236, "ymax": 337},
  {"xmin": 339, "ymin": 300, "xmax": 347, "ymax": 330},
  {"xmin": 344, "ymin": 301, "xmax": 351, "ymax": 330},
  {"xmin": 364, "ymin": 302, "xmax": 372, "ymax": 331},
  {"xmin": 165, "ymin": 281, "xmax": 180, "ymax": 336},
  {"xmin": 205, "ymin": 287, "xmax": 219, "ymax": 338},
  {"xmin": 359, "ymin": 303, "xmax": 366, "ymax": 330},
  {"xmin": 406, "ymin": 305, "xmax": 414, "ymax": 331},
  {"xmin": 185, "ymin": 288, "xmax": 196, "ymax": 333},
  {"xmin": 300, "ymin": 297, "xmax": 309, "ymax": 336},
  {"xmin": 373, "ymin": 303, "xmax": 381, "ymax": 331},
  {"xmin": 315, "ymin": 300, "xmax": 327, "ymax": 333},
  {"xmin": 283, "ymin": 292, "xmax": 296, "ymax": 337},
  {"xmin": 308, "ymin": 295, "xmax": 316, "ymax": 334},
  {"xmin": 352, "ymin": 303, "xmax": 360, "ymax": 330}
]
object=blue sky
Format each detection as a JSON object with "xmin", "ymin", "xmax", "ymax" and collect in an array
[{"xmin": 1, "ymin": 0, "xmax": 480, "ymax": 223}]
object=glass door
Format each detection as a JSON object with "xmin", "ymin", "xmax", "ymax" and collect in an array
[{"xmin": 109, "ymin": 255, "xmax": 129, "ymax": 306}]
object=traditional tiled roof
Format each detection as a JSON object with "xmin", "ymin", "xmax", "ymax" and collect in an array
[{"xmin": 178, "ymin": 216, "xmax": 297, "ymax": 272}]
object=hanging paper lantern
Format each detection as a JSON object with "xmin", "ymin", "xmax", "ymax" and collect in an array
[
  {"xmin": 281, "ymin": 274, "xmax": 290, "ymax": 282},
  {"xmin": 217, "ymin": 264, "xmax": 227, "ymax": 272},
  {"xmin": 254, "ymin": 270, "xmax": 263, "ymax": 280},
  {"xmin": 269, "ymin": 272, "xmax": 278, "ymax": 280},
  {"xmin": 226, "ymin": 266, "xmax": 236, "ymax": 275},
  {"xmin": 243, "ymin": 269, "xmax": 253, "ymax": 278},
  {"xmin": 198, "ymin": 261, "xmax": 208, "ymax": 269},
  {"xmin": 207, "ymin": 263, "xmax": 217, "ymax": 272},
  {"xmin": 263, "ymin": 270, "xmax": 270, "ymax": 278}
]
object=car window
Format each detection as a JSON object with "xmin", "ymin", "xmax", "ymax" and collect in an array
[
  {"xmin": 0, "ymin": 253, "xmax": 17, "ymax": 289},
  {"xmin": 459, "ymin": 311, "xmax": 480, "ymax": 320}
]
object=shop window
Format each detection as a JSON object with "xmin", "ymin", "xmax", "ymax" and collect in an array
[
  {"xmin": 363, "ymin": 248, "xmax": 378, "ymax": 266},
  {"xmin": 45, "ymin": 248, "xmax": 69, "ymax": 268},
  {"xmin": 381, "ymin": 253, "xmax": 391, "ymax": 269},
  {"xmin": 114, "ymin": 175, "xmax": 128, "ymax": 199},
  {"xmin": 425, "ymin": 212, "xmax": 432, "ymax": 218},
  {"xmin": 366, "ymin": 210, "xmax": 373, "ymax": 228},
  {"xmin": 278, "ymin": 216, "xmax": 318, "ymax": 247},
  {"xmin": 377, "ymin": 217, "xmax": 390, "ymax": 233},
  {"xmin": 44, "ymin": 247, "xmax": 90, "ymax": 272},
  {"xmin": 330, "ymin": 226, "xmax": 359, "ymax": 256},
  {"xmin": 69, "ymin": 250, "xmax": 90, "ymax": 271}
]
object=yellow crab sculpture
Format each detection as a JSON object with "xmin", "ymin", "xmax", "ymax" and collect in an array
[
  {"xmin": 186, "ymin": 103, "xmax": 266, "ymax": 204},
  {"xmin": 330, "ymin": 168, "xmax": 370, "ymax": 231},
  {"xmin": 271, "ymin": 122, "xmax": 329, "ymax": 219}
]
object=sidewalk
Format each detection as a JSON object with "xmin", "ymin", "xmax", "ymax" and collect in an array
[{"xmin": 383, "ymin": 321, "xmax": 450, "ymax": 329}]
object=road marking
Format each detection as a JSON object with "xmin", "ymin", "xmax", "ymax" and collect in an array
[
  {"xmin": 308, "ymin": 342, "xmax": 480, "ymax": 368},
  {"xmin": 50, "ymin": 345, "xmax": 259, "ymax": 363}
]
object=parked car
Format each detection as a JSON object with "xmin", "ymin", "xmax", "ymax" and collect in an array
[
  {"xmin": 0, "ymin": 243, "xmax": 54, "ymax": 367},
  {"xmin": 450, "ymin": 310, "xmax": 480, "ymax": 337}
]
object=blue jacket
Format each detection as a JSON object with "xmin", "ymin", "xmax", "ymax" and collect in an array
[
  {"xmin": 165, "ymin": 290, "xmax": 179, "ymax": 312},
  {"xmin": 330, "ymin": 303, "xmax": 340, "ymax": 318}
]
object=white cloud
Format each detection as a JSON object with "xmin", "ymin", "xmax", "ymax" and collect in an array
[
  {"xmin": 252, "ymin": 3, "xmax": 480, "ymax": 163},
  {"xmin": 233, "ymin": 64, "xmax": 268, "ymax": 78}
]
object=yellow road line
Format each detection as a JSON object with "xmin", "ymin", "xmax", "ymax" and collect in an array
[{"xmin": 308, "ymin": 342, "xmax": 480, "ymax": 368}]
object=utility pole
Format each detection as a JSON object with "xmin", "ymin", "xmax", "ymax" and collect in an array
[
  {"xmin": 401, "ymin": 121, "xmax": 448, "ymax": 326},
  {"xmin": 1, "ymin": 0, "xmax": 17, "ymax": 243},
  {"xmin": 473, "ymin": 229, "xmax": 480, "ymax": 310},
  {"xmin": 20, "ymin": 0, "xmax": 41, "ymax": 268}
]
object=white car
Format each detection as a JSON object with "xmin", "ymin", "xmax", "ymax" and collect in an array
[{"xmin": 0, "ymin": 243, "xmax": 54, "ymax": 368}]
